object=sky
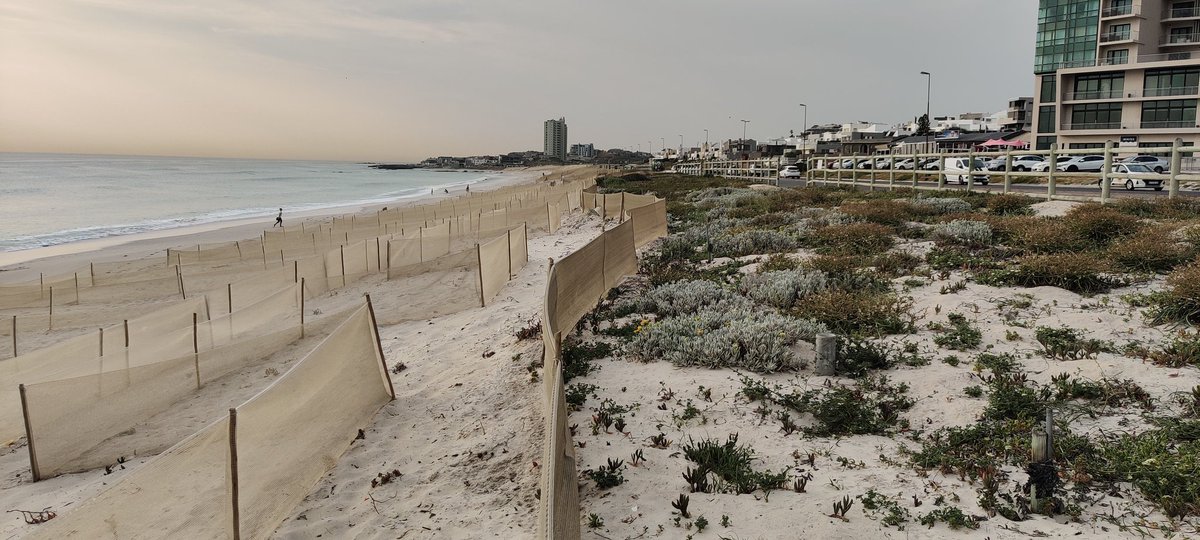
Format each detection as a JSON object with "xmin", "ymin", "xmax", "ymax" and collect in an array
[{"xmin": 0, "ymin": 0, "xmax": 1039, "ymax": 162}]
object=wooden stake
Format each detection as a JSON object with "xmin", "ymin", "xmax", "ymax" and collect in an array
[
  {"xmin": 227, "ymin": 283, "xmax": 233, "ymax": 315},
  {"xmin": 476, "ymin": 243, "xmax": 486, "ymax": 307},
  {"xmin": 293, "ymin": 260, "xmax": 298, "ymax": 284},
  {"xmin": 364, "ymin": 294, "xmax": 396, "ymax": 400},
  {"xmin": 11, "ymin": 315, "xmax": 16, "ymax": 358},
  {"xmin": 300, "ymin": 278, "xmax": 306, "ymax": 339},
  {"xmin": 48, "ymin": 287, "xmax": 53, "ymax": 330},
  {"xmin": 99, "ymin": 327, "xmax": 104, "ymax": 357},
  {"xmin": 74, "ymin": 273, "xmax": 79, "ymax": 304},
  {"xmin": 177, "ymin": 266, "xmax": 186, "ymax": 299},
  {"xmin": 90, "ymin": 262, "xmax": 95, "ymax": 284},
  {"xmin": 193, "ymin": 313, "xmax": 201, "ymax": 389},
  {"xmin": 228, "ymin": 408, "xmax": 241, "ymax": 540},
  {"xmin": 18, "ymin": 385, "xmax": 41, "ymax": 482},
  {"xmin": 340, "ymin": 245, "xmax": 346, "ymax": 287},
  {"xmin": 124, "ymin": 319, "xmax": 129, "ymax": 347}
]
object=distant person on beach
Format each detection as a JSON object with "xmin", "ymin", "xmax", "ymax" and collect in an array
[
  {"xmin": 444, "ymin": 188, "xmax": 449, "ymax": 194},
  {"xmin": 273, "ymin": 208, "xmax": 283, "ymax": 227},
  {"xmin": 466, "ymin": 185, "xmax": 470, "ymax": 192}
]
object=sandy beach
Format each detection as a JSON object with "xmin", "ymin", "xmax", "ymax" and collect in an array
[{"xmin": 0, "ymin": 164, "xmax": 606, "ymax": 539}]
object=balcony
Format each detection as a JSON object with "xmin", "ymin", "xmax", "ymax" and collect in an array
[
  {"xmin": 1164, "ymin": 6, "xmax": 1200, "ymax": 19},
  {"xmin": 1144, "ymin": 85, "xmax": 1200, "ymax": 97},
  {"xmin": 1163, "ymin": 32, "xmax": 1200, "ymax": 45},
  {"xmin": 1142, "ymin": 120, "xmax": 1199, "ymax": 128},
  {"xmin": 1061, "ymin": 121, "xmax": 1124, "ymax": 130},
  {"xmin": 1100, "ymin": 30, "xmax": 1137, "ymax": 43},
  {"xmin": 1102, "ymin": 2, "xmax": 1137, "ymax": 18},
  {"xmin": 1063, "ymin": 89, "xmax": 1126, "ymax": 101}
]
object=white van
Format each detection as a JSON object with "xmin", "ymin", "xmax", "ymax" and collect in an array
[{"xmin": 942, "ymin": 157, "xmax": 990, "ymax": 185}]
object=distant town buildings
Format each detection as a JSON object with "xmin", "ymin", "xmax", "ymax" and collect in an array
[
  {"xmin": 543, "ymin": 117, "xmax": 568, "ymax": 160},
  {"xmin": 1004, "ymin": 97, "xmax": 1035, "ymax": 132},
  {"xmin": 1031, "ymin": 0, "xmax": 1200, "ymax": 153},
  {"xmin": 569, "ymin": 143, "xmax": 595, "ymax": 159}
]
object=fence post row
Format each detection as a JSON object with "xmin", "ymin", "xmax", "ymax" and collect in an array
[
  {"xmin": 1170, "ymin": 137, "xmax": 1182, "ymax": 199},
  {"xmin": 1100, "ymin": 140, "xmax": 1114, "ymax": 204}
]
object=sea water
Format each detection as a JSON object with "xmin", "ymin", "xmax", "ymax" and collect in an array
[{"xmin": 0, "ymin": 153, "xmax": 489, "ymax": 252}]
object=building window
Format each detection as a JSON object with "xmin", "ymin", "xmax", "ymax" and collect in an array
[
  {"xmin": 1140, "ymin": 140, "xmax": 1195, "ymax": 156},
  {"xmin": 1072, "ymin": 72, "xmax": 1124, "ymax": 99},
  {"xmin": 1035, "ymin": 1, "xmax": 1100, "ymax": 73},
  {"xmin": 1072, "ymin": 143, "xmax": 1106, "ymax": 149},
  {"xmin": 1069, "ymin": 102, "xmax": 1123, "ymax": 129},
  {"xmin": 1172, "ymin": 2, "xmax": 1198, "ymax": 18},
  {"xmin": 1038, "ymin": 106, "xmax": 1057, "ymax": 133},
  {"xmin": 1036, "ymin": 136, "xmax": 1058, "ymax": 150},
  {"xmin": 1040, "ymin": 75, "xmax": 1057, "ymax": 102},
  {"xmin": 1145, "ymin": 68, "xmax": 1200, "ymax": 97},
  {"xmin": 1100, "ymin": 23, "xmax": 1130, "ymax": 43},
  {"xmin": 1141, "ymin": 99, "xmax": 1198, "ymax": 128},
  {"xmin": 1103, "ymin": 49, "xmax": 1129, "ymax": 65},
  {"xmin": 1169, "ymin": 26, "xmax": 1197, "ymax": 44}
]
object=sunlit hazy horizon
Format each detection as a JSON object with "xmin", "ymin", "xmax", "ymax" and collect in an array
[{"xmin": 1, "ymin": 1, "xmax": 1038, "ymax": 162}]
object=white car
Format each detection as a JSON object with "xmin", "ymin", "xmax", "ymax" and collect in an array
[
  {"xmin": 779, "ymin": 165, "xmax": 803, "ymax": 178},
  {"xmin": 1056, "ymin": 155, "xmax": 1105, "ymax": 172},
  {"xmin": 895, "ymin": 158, "xmax": 915, "ymax": 170},
  {"xmin": 943, "ymin": 157, "xmax": 990, "ymax": 185},
  {"xmin": 1119, "ymin": 155, "xmax": 1169, "ymax": 173},
  {"xmin": 1102, "ymin": 163, "xmax": 1165, "ymax": 191},
  {"xmin": 1032, "ymin": 155, "xmax": 1071, "ymax": 172}
]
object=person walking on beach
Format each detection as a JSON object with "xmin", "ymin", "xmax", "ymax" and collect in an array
[{"xmin": 273, "ymin": 208, "xmax": 283, "ymax": 228}]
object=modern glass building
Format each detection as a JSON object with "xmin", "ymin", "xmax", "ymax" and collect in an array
[{"xmin": 1030, "ymin": 0, "xmax": 1200, "ymax": 151}]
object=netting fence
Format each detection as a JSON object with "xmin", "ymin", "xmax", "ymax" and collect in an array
[
  {"xmin": 29, "ymin": 301, "xmax": 392, "ymax": 540},
  {"xmin": 537, "ymin": 194, "xmax": 667, "ymax": 539}
]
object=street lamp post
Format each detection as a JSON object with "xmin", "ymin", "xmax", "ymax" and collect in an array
[
  {"xmin": 739, "ymin": 119, "xmax": 750, "ymax": 158},
  {"xmin": 799, "ymin": 103, "xmax": 808, "ymax": 158},
  {"xmin": 679, "ymin": 135, "xmax": 684, "ymax": 160},
  {"xmin": 921, "ymin": 71, "xmax": 932, "ymax": 154}
]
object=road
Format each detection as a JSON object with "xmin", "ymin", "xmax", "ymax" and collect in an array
[{"xmin": 775, "ymin": 177, "xmax": 1199, "ymax": 200}]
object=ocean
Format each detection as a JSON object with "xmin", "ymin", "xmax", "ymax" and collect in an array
[{"xmin": 0, "ymin": 153, "xmax": 490, "ymax": 252}]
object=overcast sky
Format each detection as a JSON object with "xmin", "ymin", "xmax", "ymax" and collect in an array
[{"xmin": 0, "ymin": 1, "xmax": 1039, "ymax": 162}]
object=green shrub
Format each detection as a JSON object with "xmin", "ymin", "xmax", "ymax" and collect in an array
[
  {"xmin": 988, "ymin": 253, "xmax": 1115, "ymax": 294},
  {"xmin": 1152, "ymin": 262, "xmax": 1200, "ymax": 324},
  {"xmin": 1147, "ymin": 331, "xmax": 1200, "ymax": 367},
  {"xmin": 837, "ymin": 339, "xmax": 895, "ymax": 377},
  {"xmin": 984, "ymin": 194, "xmax": 1034, "ymax": 216},
  {"xmin": 798, "ymin": 376, "xmax": 915, "ymax": 436},
  {"xmin": 563, "ymin": 339, "xmax": 612, "ymax": 381},
  {"xmin": 931, "ymin": 313, "xmax": 983, "ymax": 351},
  {"xmin": 840, "ymin": 200, "xmax": 918, "ymax": 226},
  {"xmin": 1003, "ymin": 218, "xmax": 1084, "ymax": 254},
  {"xmin": 756, "ymin": 253, "xmax": 800, "ymax": 273},
  {"xmin": 681, "ymin": 434, "xmax": 790, "ymax": 495},
  {"xmin": 738, "ymin": 269, "xmax": 827, "ymax": 309},
  {"xmin": 932, "ymin": 220, "xmax": 993, "ymax": 247},
  {"xmin": 908, "ymin": 197, "xmax": 973, "ymax": 215},
  {"xmin": 1034, "ymin": 326, "xmax": 1110, "ymax": 360},
  {"xmin": 614, "ymin": 279, "xmax": 749, "ymax": 317},
  {"xmin": 1093, "ymin": 420, "xmax": 1200, "ymax": 517},
  {"xmin": 1108, "ymin": 230, "xmax": 1194, "ymax": 273},
  {"xmin": 626, "ymin": 306, "xmax": 827, "ymax": 372},
  {"xmin": 793, "ymin": 289, "xmax": 915, "ymax": 336},
  {"xmin": 1062, "ymin": 203, "xmax": 1141, "ymax": 246},
  {"xmin": 811, "ymin": 222, "xmax": 895, "ymax": 257},
  {"xmin": 711, "ymin": 229, "xmax": 801, "ymax": 257}
]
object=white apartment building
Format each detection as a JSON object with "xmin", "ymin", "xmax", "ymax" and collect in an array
[{"xmin": 1031, "ymin": 0, "xmax": 1200, "ymax": 153}]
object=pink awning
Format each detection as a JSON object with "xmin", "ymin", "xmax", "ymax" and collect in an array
[{"xmin": 979, "ymin": 138, "xmax": 1028, "ymax": 148}]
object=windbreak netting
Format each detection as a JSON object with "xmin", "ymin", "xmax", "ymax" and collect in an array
[
  {"xmin": 378, "ymin": 248, "xmax": 483, "ymax": 324},
  {"xmin": 548, "ymin": 202, "xmax": 562, "ymax": 234},
  {"xmin": 24, "ymin": 295, "xmax": 344, "ymax": 480},
  {"xmin": 194, "ymin": 284, "xmax": 302, "ymax": 352},
  {"xmin": 30, "ymin": 303, "xmax": 386, "ymax": 539},
  {"xmin": 0, "ymin": 298, "xmax": 210, "ymax": 443},
  {"xmin": 479, "ymin": 235, "xmax": 510, "ymax": 305},
  {"xmin": 538, "ymin": 199, "xmax": 645, "ymax": 540},
  {"xmin": 2, "ymin": 296, "xmax": 194, "ymax": 334},
  {"xmin": 233, "ymin": 304, "xmax": 391, "ymax": 539},
  {"xmin": 509, "ymin": 224, "xmax": 529, "ymax": 277},
  {"xmin": 629, "ymin": 199, "xmax": 669, "ymax": 248},
  {"xmin": 602, "ymin": 193, "xmax": 624, "ymax": 220},
  {"xmin": 29, "ymin": 416, "xmax": 234, "ymax": 539}
]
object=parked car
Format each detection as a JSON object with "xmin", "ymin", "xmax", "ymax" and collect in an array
[
  {"xmin": 857, "ymin": 159, "xmax": 874, "ymax": 169},
  {"xmin": 1031, "ymin": 155, "xmax": 1071, "ymax": 172},
  {"xmin": 895, "ymin": 158, "xmax": 915, "ymax": 170},
  {"xmin": 1119, "ymin": 155, "xmax": 1169, "ymax": 173},
  {"xmin": 943, "ymin": 157, "xmax": 990, "ymax": 185},
  {"xmin": 920, "ymin": 158, "xmax": 941, "ymax": 171},
  {"xmin": 984, "ymin": 157, "xmax": 1008, "ymax": 171},
  {"xmin": 874, "ymin": 157, "xmax": 893, "ymax": 169},
  {"xmin": 1056, "ymin": 155, "xmax": 1105, "ymax": 172},
  {"xmin": 1103, "ymin": 163, "xmax": 1165, "ymax": 191},
  {"xmin": 986, "ymin": 155, "xmax": 1045, "ymax": 171},
  {"xmin": 779, "ymin": 165, "xmax": 803, "ymax": 178}
]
